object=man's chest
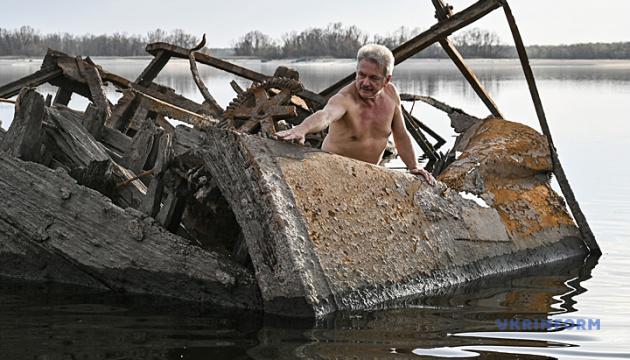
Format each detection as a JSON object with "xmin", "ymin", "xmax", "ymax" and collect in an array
[{"xmin": 346, "ymin": 99, "xmax": 396, "ymax": 136}]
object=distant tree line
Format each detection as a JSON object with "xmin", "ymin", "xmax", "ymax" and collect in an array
[
  {"xmin": 0, "ymin": 26, "xmax": 198, "ymax": 56},
  {"xmin": 233, "ymin": 24, "xmax": 630, "ymax": 60},
  {"xmin": 2, "ymin": 25, "xmax": 630, "ymax": 60}
]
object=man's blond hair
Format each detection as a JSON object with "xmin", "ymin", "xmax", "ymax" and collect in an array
[{"xmin": 357, "ymin": 44, "xmax": 395, "ymax": 77}]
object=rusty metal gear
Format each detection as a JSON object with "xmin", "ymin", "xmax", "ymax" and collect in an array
[{"xmin": 221, "ymin": 78, "xmax": 304, "ymax": 137}]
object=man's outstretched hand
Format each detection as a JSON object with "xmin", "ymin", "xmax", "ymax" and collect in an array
[
  {"xmin": 275, "ymin": 127, "xmax": 306, "ymax": 145},
  {"xmin": 410, "ymin": 167, "xmax": 437, "ymax": 186}
]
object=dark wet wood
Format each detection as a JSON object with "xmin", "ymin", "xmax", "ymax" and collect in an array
[
  {"xmin": 502, "ymin": 0, "xmax": 599, "ymax": 254},
  {"xmin": 0, "ymin": 155, "xmax": 260, "ymax": 308},
  {"xmin": 53, "ymin": 87, "xmax": 73, "ymax": 106}
]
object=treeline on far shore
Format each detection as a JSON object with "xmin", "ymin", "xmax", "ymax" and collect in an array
[{"xmin": 2, "ymin": 25, "xmax": 630, "ymax": 60}]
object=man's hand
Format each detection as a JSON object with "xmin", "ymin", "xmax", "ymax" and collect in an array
[
  {"xmin": 275, "ymin": 127, "xmax": 306, "ymax": 145},
  {"xmin": 410, "ymin": 167, "xmax": 437, "ymax": 186}
]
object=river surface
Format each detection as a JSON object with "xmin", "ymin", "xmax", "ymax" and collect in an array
[{"xmin": 0, "ymin": 58, "xmax": 629, "ymax": 359}]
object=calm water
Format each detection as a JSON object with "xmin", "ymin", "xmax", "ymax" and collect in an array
[{"xmin": 1, "ymin": 58, "xmax": 629, "ymax": 359}]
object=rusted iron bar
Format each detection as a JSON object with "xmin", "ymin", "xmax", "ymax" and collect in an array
[
  {"xmin": 402, "ymin": 106, "xmax": 439, "ymax": 169},
  {"xmin": 502, "ymin": 0, "xmax": 600, "ymax": 254},
  {"xmin": 0, "ymin": 68, "xmax": 62, "ymax": 99},
  {"xmin": 405, "ymin": 108, "xmax": 446, "ymax": 150},
  {"xmin": 432, "ymin": 0, "xmax": 503, "ymax": 118},
  {"xmin": 146, "ymin": 42, "xmax": 327, "ymax": 107},
  {"xmin": 116, "ymin": 168, "xmax": 155, "ymax": 189},
  {"xmin": 319, "ymin": 0, "xmax": 502, "ymax": 98},
  {"xmin": 401, "ymin": 93, "xmax": 463, "ymax": 114}
]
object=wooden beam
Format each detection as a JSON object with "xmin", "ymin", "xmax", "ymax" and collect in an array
[
  {"xmin": 0, "ymin": 68, "xmax": 62, "ymax": 99},
  {"xmin": 135, "ymin": 49, "xmax": 172, "ymax": 86},
  {"xmin": 319, "ymin": 0, "xmax": 502, "ymax": 97},
  {"xmin": 431, "ymin": 0, "xmax": 503, "ymax": 118},
  {"xmin": 146, "ymin": 42, "xmax": 327, "ymax": 107},
  {"xmin": 502, "ymin": 0, "xmax": 600, "ymax": 254},
  {"xmin": 76, "ymin": 57, "xmax": 111, "ymax": 116},
  {"xmin": 0, "ymin": 88, "xmax": 45, "ymax": 162},
  {"xmin": 122, "ymin": 118, "xmax": 160, "ymax": 174},
  {"xmin": 53, "ymin": 87, "xmax": 73, "ymax": 106}
]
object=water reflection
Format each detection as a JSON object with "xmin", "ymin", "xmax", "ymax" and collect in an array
[
  {"xmin": 0, "ymin": 254, "xmax": 601, "ymax": 359},
  {"xmin": 250, "ymin": 254, "xmax": 599, "ymax": 359}
]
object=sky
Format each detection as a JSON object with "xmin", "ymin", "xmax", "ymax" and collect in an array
[{"xmin": 2, "ymin": 0, "xmax": 630, "ymax": 47}]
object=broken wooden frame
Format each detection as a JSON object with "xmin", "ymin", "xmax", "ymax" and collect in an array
[{"xmin": 0, "ymin": 0, "xmax": 597, "ymax": 254}]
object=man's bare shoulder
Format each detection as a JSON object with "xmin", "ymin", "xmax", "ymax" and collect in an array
[
  {"xmin": 329, "ymin": 84, "xmax": 355, "ymax": 105},
  {"xmin": 384, "ymin": 83, "xmax": 401, "ymax": 102}
]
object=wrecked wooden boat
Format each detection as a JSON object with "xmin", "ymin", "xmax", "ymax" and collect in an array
[{"xmin": 0, "ymin": 0, "xmax": 599, "ymax": 317}]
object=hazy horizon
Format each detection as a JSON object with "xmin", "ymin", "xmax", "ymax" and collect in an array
[{"xmin": 2, "ymin": 1, "xmax": 629, "ymax": 48}]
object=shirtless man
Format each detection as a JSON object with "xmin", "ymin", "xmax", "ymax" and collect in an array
[{"xmin": 276, "ymin": 43, "xmax": 436, "ymax": 185}]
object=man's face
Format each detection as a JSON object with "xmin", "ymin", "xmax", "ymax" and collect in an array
[{"xmin": 355, "ymin": 59, "xmax": 391, "ymax": 99}]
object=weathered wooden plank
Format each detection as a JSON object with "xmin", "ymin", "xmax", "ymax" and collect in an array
[
  {"xmin": 502, "ymin": 1, "xmax": 599, "ymax": 254},
  {"xmin": 146, "ymin": 42, "xmax": 327, "ymax": 107},
  {"xmin": 46, "ymin": 106, "xmax": 110, "ymax": 168},
  {"xmin": 155, "ymin": 114, "xmax": 175, "ymax": 133},
  {"xmin": 0, "ymin": 68, "xmax": 62, "ymax": 99},
  {"xmin": 83, "ymin": 104, "xmax": 107, "ymax": 139},
  {"xmin": 319, "ymin": 0, "xmax": 502, "ymax": 97},
  {"xmin": 111, "ymin": 162, "xmax": 147, "ymax": 209},
  {"xmin": 0, "ymin": 88, "xmax": 45, "ymax": 162},
  {"xmin": 140, "ymin": 133, "xmax": 172, "ymax": 218},
  {"xmin": 53, "ymin": 87, "xmax": 73, "ymax": 106},
  {"xmin": 76, "ymin": 57, "xmax": 112, "ymax": 116},
  {"xmin": 131, "ymin": 88, "xmax": 218, "ymax": 129},
  {"xmin": 155, "ymin": 184, "xmax": 188, "ymax": 232},
  {"xmin": 126, "ymin": 99, "xmax": 150, "ymax": 133},
  {"xmin": 106, "ymin": 89, "xmax": 137, "ymax": 130},
  {"xmin": 122, "ymin": 118, "xmax": 160, "ymax": 174},
  {"xmin": 0, "ymin": 155, "xmax": 260, "ymax": 308},
  {"xmin": 431, "ymin": 0, "xmax": 503, "ymax": 118},
  {"xmin": 135, "ymin": 49, "xmax": 172, "ymax": 86},
  {"xmin": 48, "ymin": 76, "xmax": 93, "ymax": 101},
  {"xmin": 101, "ymin": 126, "xmax": 132, "ymax": 155},
  {"xmin": 45, "ymin": 105, "xmax": 113, "ymax": 193}
]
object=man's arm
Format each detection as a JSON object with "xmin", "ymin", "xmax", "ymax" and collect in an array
[
  {"xmin": 391, "ymin": 89, "xmax": 436, "ymax": 185},
  {"xmin": 276, "ymin": 94, "xmax": 346, "ymax": 144}
]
